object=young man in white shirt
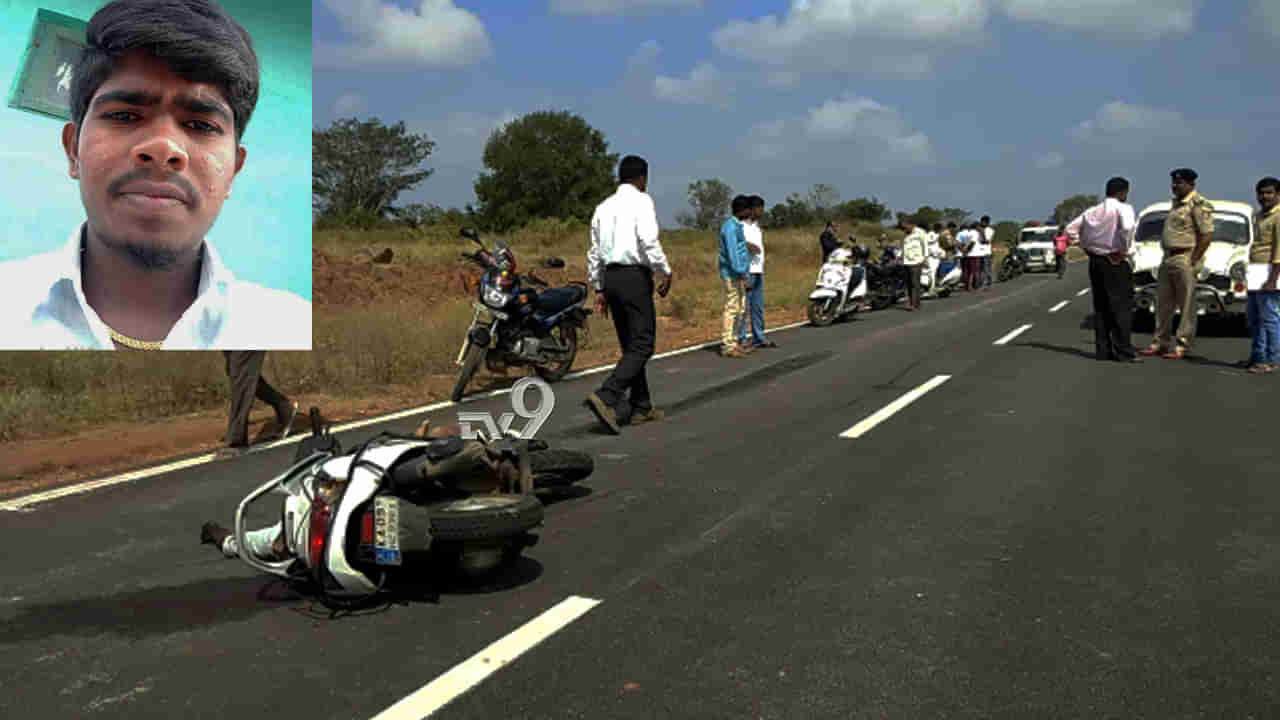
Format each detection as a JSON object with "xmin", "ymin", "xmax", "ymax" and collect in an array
[
  {"xmin": 584, "ymin": 154, "xmax": 673, "ymax": 434},
  {"xmin": 900, "ymin": 216, "xmax": 927, "ymax": 310},
  {"xmin": 1063, "ymin": 176, "xmax": 1140, "ymax": 362},
  {"xmin": 738, "ymin": 195, "xmax": 776, "ymax": 348},
  {"xmin": 0, "ymin": 0, "xmax": 311, "ymax": 350},
  {"xmin": 977, "ymin": 215, "xmax": 995, "ymax": 289},
  {"xmin": 957, "ymin": 224, "xmax": 978, "ymax": 291}
]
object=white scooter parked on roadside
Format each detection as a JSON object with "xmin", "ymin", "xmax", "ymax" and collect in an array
[{"xmin": 807, "ymin": 243, "xmax": 868, "ymax": 326}]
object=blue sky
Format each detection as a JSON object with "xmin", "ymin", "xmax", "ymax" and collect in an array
[{"xmin": 313, "ymin": 0, "xmax": 1280, "ymax": 228}]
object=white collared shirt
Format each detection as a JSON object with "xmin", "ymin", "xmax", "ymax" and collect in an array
[
  {"xmin": 587, "ymin": 183, "xmax": 671, "ymax": 291},
  {"xmin": 1064, "ymin": 197, "xmax": 1136, "ymax": 257},
  {"xmin": 969, "ymin": 226, "xmax": 994, "ymax": 257},
  {"xmin": 744, "ymin": 220, "xmax": 764, "ymax": 273},
  {"xmin": 0, "ymin": 223, "xmax": 312, "ymax": 350}
]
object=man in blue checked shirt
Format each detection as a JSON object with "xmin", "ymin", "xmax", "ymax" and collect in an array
[{"xmin": 719, "ymin": 195, "xmax": 753, "ymax": 358}]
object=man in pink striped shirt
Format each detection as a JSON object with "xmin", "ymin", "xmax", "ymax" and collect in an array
[{"xmin": 1064, "ymin": 177, "xmax": 1141, "ymax": 362}]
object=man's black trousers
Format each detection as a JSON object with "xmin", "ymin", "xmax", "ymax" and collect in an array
[
  {"xmin": 1087, "ymin": 254, "xmax": 1137, "ymax": 360},
  {"xmin": 598, "ymin": 265, "xmax": 656, "ymax": 421}
]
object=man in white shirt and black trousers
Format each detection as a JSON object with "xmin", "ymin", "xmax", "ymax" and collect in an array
[{"xmin": 584, "ymin": 155, "xmax": 673, "ymax": 434}]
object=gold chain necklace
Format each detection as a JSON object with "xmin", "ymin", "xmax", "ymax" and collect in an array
[{"xmin": 107, "ymin": 325, "xmax": 164, "ymax": 350}]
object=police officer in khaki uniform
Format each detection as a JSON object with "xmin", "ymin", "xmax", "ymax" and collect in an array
[{"xmin": 1142, "ymin": 168, "xmax": 1214, "ymax": 359}]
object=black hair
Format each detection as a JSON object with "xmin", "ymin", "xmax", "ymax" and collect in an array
[
  {"xmin": 750, "ymin": 195, "xmax": 765, "ymax": 209},
  {"xmin": 619, "ymin": 155, "xmax": 648, "ymax": 182},
  {"xmin": 1257, "ymin": 177, "xmax": 1280, "ymax": 193},
  {"xmin": 933, "ymin": 223, "xmax": 943, "ymax": 231},
  {"xmin": 1105, "ymin": 176, "xmax": 1130, "ymax": 197},
  {"xmin": 980, "ymin": 215, "xmax": 990, "ymax": 223},
  {"xmin": 731, "ymin": 195, "xmax": 750, "ymax": 214},
  {"xmin": 947, "ymin": 221, "xmax": 957, "ymax": 229},
  {"xmin": 71, "ymin": 0, "xmax": 260, "ymax": 142},
  {"xmin": 1171, "ymin": 167, "xmax": 1198, "ymax": 183}
]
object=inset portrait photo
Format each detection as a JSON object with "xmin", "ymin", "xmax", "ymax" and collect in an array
[{"xmin": 0, "ymin": 0, "xmax": 311, "ymax": 350}]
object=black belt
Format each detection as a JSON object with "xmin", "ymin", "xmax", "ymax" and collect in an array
[{"xmin": 605, "ymin": 263, "xmax": 650, "ymax": 271}]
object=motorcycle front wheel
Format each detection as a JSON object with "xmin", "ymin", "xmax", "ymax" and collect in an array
[
  {"xmin": 451, "ymin": 343, "xmax": 486, "ymax": 402},
  {"xmin": 807, "ymin": 298, "xmax": 838, "ymax": 326},
  {"xmin": 533, "ymin": 324, "xmax": 577, "ymax": 382}
]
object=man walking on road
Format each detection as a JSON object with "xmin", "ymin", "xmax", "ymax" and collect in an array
[
  {"xmin": 900, "ymin": 216, "xmax": 927, "ymax": 310},
  {"xmin": 1054, "ymin": 225, "xmax": 1070, "ymax": 278},
  {"xmin": 738, "ymin": 195, "xmax": 777, "ymax": 349},
  {"xmin": 720, "ymin": 195, "xmax": 753, "ymax": 358},
  {"xmin": 1243, "ymin": 176, "xmax": 1280, "ymax": 373},
  {"xmin": 1142, "ymin": 168, "xmax": 1214, "ymax": 360},
  {"xmin": 219, "ymin": 351, "xmax": 297, "ymax": 458},
  {"xmin": 584, "ymin": 155, "xmax": 673, "ymax": 434},
  {"xmin": 1063, "ymin": 177, "xmax": 1140, "ymax": 363}
]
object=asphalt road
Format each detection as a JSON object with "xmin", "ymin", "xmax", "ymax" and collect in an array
[{"xmin": 3, "ymin": 264, "xmax": 1278, "ymax": 719}]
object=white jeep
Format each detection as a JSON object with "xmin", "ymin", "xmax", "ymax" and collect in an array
[
  {"xmin": 1016, "ymin": 225, "xmax": 1060, "ymax": 272},
  {"xmin": 1131, "ymin": 200, "xmax": 1254, "ymax": 322}
]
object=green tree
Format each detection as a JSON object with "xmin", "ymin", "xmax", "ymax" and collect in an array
[
  {"xmin": 941, "ymin": 207, "xmax": 971, "ymax": 226},
  {"xmin": 807, "ymin": 183, "xmax": 841, "ymax": 220},
  {"xmin": 473, "ymin": 110, "xmax": 619, "ymax": 232},
  {"xmin": 993, "ymin": 221, "xmax": 1021, "ymax": 249},
  {"xmin": 675, "ymin": 178, "xmax": 734, "ymax": 230},
  {"xmin": 1052, "ymin": 194, "xmax": 1099, "ymax": 226},
  {"xmin": 312, "ymin": 117, "xmax": 435, "ymax": 227},
  {"xmin": 838, "ymin": 196, "xmax": 891, "ymax": 223}
]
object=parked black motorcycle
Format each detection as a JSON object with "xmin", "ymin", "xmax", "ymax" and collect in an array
[
  {"xmin": 863, "ymin": 244, "xmax": 909, "ymax": 310},
  {"xmin": 452, "ymin": 228, "xmax": 592, "ymax": 402},
  {"xmin": 997, "ymin": 246, "xmax": 1030, "ymax": 282}
]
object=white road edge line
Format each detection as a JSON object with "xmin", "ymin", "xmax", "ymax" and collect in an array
[
  {"xmin": 1, "ymin": 321, "xmax": 812, "ymax": 511},
  {"xmin": 1076, "ymin": 288, "xmax": 1090, "ymax": 297},
  {"xmin": 839, "ymin": 375, "xmax": 951, "ymax": 439},
  {"xmin": 993, "ymin": 324, "xmax": 1033, "ymax": 346},
  {"xmin": 1049, "ymin": 300, "xmax": 1069, "ymax": 313},
  {"xmin": 370, "ymin": 595, "xmax": 602, "ymax": 720}
]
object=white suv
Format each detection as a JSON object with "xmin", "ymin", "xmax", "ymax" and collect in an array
[
  {"xmin": 1131, "ymin": 200, "xmax": 1254, "ymax": 321},
  {"xmin": 1016, "ymin": 225, "xmax": 1060, "ymax": 272}
]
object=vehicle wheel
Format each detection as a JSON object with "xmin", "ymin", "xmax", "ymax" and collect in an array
[
  {"xmin": 450, "ymin": 343, "xmax": 486, "ymax": 402},
  {"xmin": 808, "ymin": 298, "xmax": 837, "ymax": 326},
  {"xmin": 530, "ymin": 448, "xmax": 594, "ymax": 488},
  {"xmin": 426, "ymin": 493, "xmax": 544, "ymax": 542},
  {"xmin": 998, "ymin": 265, "xmax": 1012, "ymax": 283},
  {"xmin": 534, "ymin": 325, "xmax": 577, "ymax": 382},
  {"xmin": 939, "ymin": 287, "xmax": 952, "ymax": 298}
]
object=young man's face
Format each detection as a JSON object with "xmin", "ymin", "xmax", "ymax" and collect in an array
[
  {"xmin": 1258, "ymin": 185, "xmax": 1278, "ymax": 211},
  {"xmin": 63, "ymin": 52, "xmax": 246, "ymax": 265},
  {"xmin": 1171, "ymin": 177, "xmax": 1193, "ymax": 200}
]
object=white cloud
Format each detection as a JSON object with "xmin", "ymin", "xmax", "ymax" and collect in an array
[
  {"xmin": 1070, "ymin": 101, "xmax": 1189, "ymax": 141},
  {"xmin": 1033, "ymin": 151, "xmax": 1064, "ymax": 170},
  {"xmin": 711, "ymin": 0, "xmax": 1196, "ymax": 78},
  {"xmin": 315, "ymin": 0, "xmax": 493, "ymax": 68},
  {"xmin": 445, "ymin": 110, "xmax": 520, "ymax": 140},
  {"xmin": 743, "ymin": 93, "xmax": 934, "ymax": 170},
  {"xmin": 654, "ymin": 63, "xmax": 732, "ymax": 107},
  {"xmin": 999, "ymin": 0, "xmax": 1195, "ymax": 37},
  {"xmin": 550, "ymin": 0, "xmax": 700, "ymax": 15},
  {"xmin": 333, "ymin": 94, "xmax": 367, "ymax": 117},
  {"xmin": 1254, "ymin": 0, "xmax": 1280, "ymax": 39},
  {"xmin": 712, "ymin": 0, "xmax": 989, "ymax": 70}
]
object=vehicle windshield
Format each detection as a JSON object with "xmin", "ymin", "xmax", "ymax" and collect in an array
[
  {"xmin": 1019, "ymin": 230, "xmax": 1057, "ymax": 244},
  {"xmin": 1134, "ymin": 212, "xmax": 1250, "ymax": 245}
]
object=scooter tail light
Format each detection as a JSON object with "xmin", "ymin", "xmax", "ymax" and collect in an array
[
  {"xmin": 308, "ymin": 500, "xmax": 332, "ymax": 569},
  {"xmin": 360, "ymin": 510, "xmax": 374, "ymax": 546}
]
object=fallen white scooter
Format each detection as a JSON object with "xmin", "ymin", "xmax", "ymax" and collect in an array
[
  {"xmin": 807, "ymin": 244, "xmax": 868, "ymax": 326},
  {"xmin": 217, "ymin": 410, "xmax": 590, "ymax": 608},
  {"xmin": 921, "ymin": 257, "xmax": 962, "ymax": 298}
]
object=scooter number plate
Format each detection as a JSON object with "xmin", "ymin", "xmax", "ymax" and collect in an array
[
  {"xmin": 373, "ymin": 496, "xmax": 402, "ymax": 566},
  {"xmin": 820, "ymin": 267, "xmax": 850, "ymax": 288}
]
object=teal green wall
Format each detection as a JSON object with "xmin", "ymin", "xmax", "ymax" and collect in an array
[{"xmin": 0, "ymin": 0, "xmax": 312, "ymax": 301}]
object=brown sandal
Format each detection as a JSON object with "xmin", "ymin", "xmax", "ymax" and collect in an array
[
  {"xmin": 1140, "ymin": 344, "xmax": 1163, "ymax": 356},
  {"xmin": 1161, "ymin": 347, "xmax": 1186, "ymax": 360}
]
